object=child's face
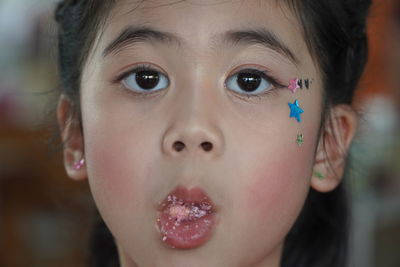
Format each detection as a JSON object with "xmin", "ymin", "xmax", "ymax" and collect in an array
[{"xmin": 79, "ymin": 0, "xmax": 323, "ymax": 266}]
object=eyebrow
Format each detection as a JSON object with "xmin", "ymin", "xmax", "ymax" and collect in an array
[{"xmin": 102, "ymin": 26, "xmax": 299, "ymax": 65}]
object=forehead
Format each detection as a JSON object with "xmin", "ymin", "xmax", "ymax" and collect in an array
[
  {"xmin": 99, "ymin": 0, "xmax": 307, "ymax": 58},
  {"xmin": 108, "ymin": 0, "xmax": 294, "ymax": 25},
  {"xmin": 80, "ymin": 0, "xmax": 320, "ymax": 79}
]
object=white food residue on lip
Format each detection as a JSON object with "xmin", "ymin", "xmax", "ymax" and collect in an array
[
  {"xmin": 169, "ymin": 205, "xmax": 191, "ymax": 222},
  {"xmin": 190, "ymin": 206, "xmax": 208, "ymax": 218},
  {"xmin": 167, "ymin": 203, "xmax": 212, "ymax": 223},
  {"xmin": 164, "ymin": 193, "xmax": 213, "ymax": 223}
]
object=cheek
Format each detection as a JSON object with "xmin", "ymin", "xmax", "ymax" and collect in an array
[
  {"xmin": 81, "ymin": 86, "xmax": 156, "ymax": 214},
  {"xmin": 242, "ymin": 94, "xmax": 322, "ymax": 224},
  {"xmin": 83, "ymin": 115, "xmax": 153, "ymax": 230},
  {"xmin": 220, "ymin": 123, "xmax": 318, "ymax": 262},
  {"xmin": 87, "ymin": 131, "xmax": 141, "ymax": 210},
  {"xmin": 242, "ymin": 131, "xmax": 317, "ymax": 227},
  {"xmin": 224, "ymin": 143, "xmax": 314, "ymax": 263},
  {"xmin": 245, "ymin": 154, "xmax": 310, "ymax": 221}
]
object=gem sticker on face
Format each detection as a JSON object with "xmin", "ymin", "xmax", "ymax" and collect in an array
[
  {"xmin": 288, "ymin": 99, "xmax": 304, "ymax": 123},
  {"xmin": 298, "ymin": 79, "xmax": 311, "ymax": 90},
  {"xmin": 288, "ymin": 78, "xmax": 313, "ymax": 93},
  {"xmin": 296, "ymin": 134, "xmax": 304, "ymax": 146},
  {"xmin": 288, "ymin": 78, "xmax": 300, "ymax": 93}
]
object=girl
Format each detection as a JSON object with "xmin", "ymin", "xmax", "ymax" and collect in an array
[{"xmin": 54, "ymin": 0, "xmax": 371, "ymax": 266}]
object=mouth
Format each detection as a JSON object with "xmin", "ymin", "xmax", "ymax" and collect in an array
[{"xmin": 156, "ymin": 185, "xmax": 216, "ymax": 249}]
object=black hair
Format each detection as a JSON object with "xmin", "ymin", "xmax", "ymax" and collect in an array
[{"xmin": 54, "ymin": 1, "xmax": 371, "ymax": 266}]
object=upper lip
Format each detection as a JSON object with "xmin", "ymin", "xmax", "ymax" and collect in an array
[{"xmin": 158, "ymin": 185, "xmax": 217, "ymax": 213}]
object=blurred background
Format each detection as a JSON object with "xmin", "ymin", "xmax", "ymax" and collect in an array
[{"xmin": 0, "ymin": 0, "xmax": 399, "ymax": 266}]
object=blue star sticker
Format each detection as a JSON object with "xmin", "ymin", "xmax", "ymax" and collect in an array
[{"xmin": 288, "ymin": 99, "xmax": 304, "ymax": 122}]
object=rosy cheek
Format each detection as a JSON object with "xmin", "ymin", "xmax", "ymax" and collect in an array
[
  {"xmin": 86, "ymin": 131, "xmax": 143, "ymax": 214},
  {"xmin": 245, "ymin": 165, "xmax": 291, "ymax": 220},
  {"xmin": 244, "ymin": 144, "xmax": 314, "ymax": 223}
]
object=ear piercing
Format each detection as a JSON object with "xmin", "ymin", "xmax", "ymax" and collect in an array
[
  {"xmin": 313, "ymin": 171, "xmax": 325, "ymax": 179},
  {"xmin": 73, "ymin": 158, "xmax": 85, "ymax": 170}
]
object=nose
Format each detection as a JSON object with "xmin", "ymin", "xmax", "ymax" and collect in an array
[
  {"xmin": 162, "ymin": 122, "xmax": 223, "ymax": 158},
  {"xmin": 162, "ymin": 94, "xmax": 224, "ymax": 159}
]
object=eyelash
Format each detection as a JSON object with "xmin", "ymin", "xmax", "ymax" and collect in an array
[
  {"xmin": 225, "ymin": 67, "xmax": 285, "ymax": 102},
  {"xmin": 112, "ymin": 63, "xmax": 165, "ymax": 98},
  {"xmin": 112, "ymin": 64, "xmax": 286, "ymax": 100}
]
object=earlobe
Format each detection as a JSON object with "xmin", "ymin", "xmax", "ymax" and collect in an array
[
  {"xmin": 57, "ymin": 94, "xmax": 87, "ymax": 181},
  {"xmin": 311, "ymin": 105, "xmax": 358, "ymax": 193}
]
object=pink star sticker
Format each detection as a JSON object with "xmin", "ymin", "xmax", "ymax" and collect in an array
[{"xmin": 288, "ymin": 78, "xmax": 300, "ymax": 93}]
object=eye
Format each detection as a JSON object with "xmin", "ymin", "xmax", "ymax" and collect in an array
[
  {"xmin": 225, "ymin": 68, "xmax": 281, "ymax": 97},
  {"xmin": 119, "ymin": 64, "xmax": 169, "ymax": 94}
]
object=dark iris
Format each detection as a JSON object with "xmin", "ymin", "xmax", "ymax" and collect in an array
[
  {"xmin": 136, "ymin": 70, "xmax": 160, "ymax": 90},
  {"xmin": 237, "ymin": 72, "xmax": 262, "ymax": 92}
]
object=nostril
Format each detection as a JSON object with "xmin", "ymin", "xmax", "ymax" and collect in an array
[
  {"xmin": 173, "ymin": 141, "xmax": 185, "ymax": 152},
  {"xmin": 201, "ymin": 142, "xmax": 213, "ymax": 151}
]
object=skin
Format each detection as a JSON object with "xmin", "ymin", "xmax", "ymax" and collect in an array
[{"xmin": 57, "ymin": 0, "xmax": 358, "ymax": 266}]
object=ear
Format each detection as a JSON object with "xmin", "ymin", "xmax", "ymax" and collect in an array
[
  {"xmin": 311, "ymin": 104, "xmax": 358, "ymax": 192},
  {"xmin": 57, "ymin": 94, "xmax": 87, "ymax": 181}
]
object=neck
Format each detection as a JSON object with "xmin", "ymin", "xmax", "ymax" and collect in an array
[{"xmin": 118, "ymin": 243, "xmax": 282, "ymax": 267}]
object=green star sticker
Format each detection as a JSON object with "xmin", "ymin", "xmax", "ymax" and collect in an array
[{"xmin": 296, "ymin": 134, "xmax": 304, "ymax": 146}]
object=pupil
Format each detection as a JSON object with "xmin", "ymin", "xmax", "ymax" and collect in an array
[
  {"xmin": 136, "ymin": 70, "xmax": 160, "ymax": 90},
  {"xmin": 237, "ymin": 73, "xmax": 261, "ymax": 92}
]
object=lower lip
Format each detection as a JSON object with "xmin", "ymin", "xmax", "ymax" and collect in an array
[{"xmin": 157, "ymin": 211, "xmax": 215, "ymax": 249}]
